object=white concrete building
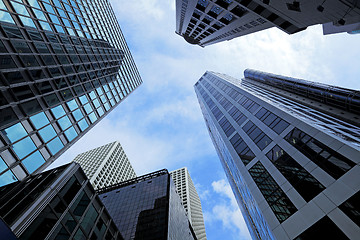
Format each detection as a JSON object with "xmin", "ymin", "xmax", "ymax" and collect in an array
[
  {"xmin": 170, "ymin": 167, "xmax": 207, "ymax": 240},
  {"xmin": 176, "ymin": 0, "xmax": 360, "ymax": 47},
  {"xmin": 73, "ymin": 141, "xmax": 136, "ymax": 190}
]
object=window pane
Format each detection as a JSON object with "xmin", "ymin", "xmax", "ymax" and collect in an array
[
  {"xmin": 64, "ymin": 127, "xmax": 77, "ymax": 141},
  {"xmin": 89, "ymin": 112, "xmax": 97, "ymax": 123},
  {"xmin": 66, "ymin": 99, "xmax": 78, "ymax": 111},
  {"xmin": 79, "ymin": 95, "xmax": 88, "ymax": 105},
  {"xmin": 47, "ymin": 137, "xmax": 64, "ymax": 155},
  {"xmin": 78, "ymin": 119, "xmax": 88, "ymax": 131},
  {"xmin": 39, "ymin": 125, "xmax": 57, "ymax": 142},
  {"xmin": 0, "ymin": 170, "xmax": 17, "ymax": 187},
  {"xmin": 72, "ymin": 109, "xmax": 83, "ymax": 121},
  {"xmin": 58, "ymin": 116, "xmax": 71, "ymax": 130},
  {"xmin": 22, "ymin": 151, "xmax": 45, "ymax": 174},
  {"xmin": 51, "ymin": 105, "xmax": 66, "ymax": 119},
  {"xmin": 0, "ymin": 156, "xmax": 7, "ymax": 172},
  {"xmin": 12, "ymin": 137, "xmax": 36, "ymax": 159},
  {"xmin": 83, "ymin": 103, "xmax": 92, "ymax": 114},
  {"xmin": 2, "ymin": 122, "xmax": 27, "ymax": 143},
  {"xmin": 30, "ymin": 112, "xmax": 50, "ymax": 129}
]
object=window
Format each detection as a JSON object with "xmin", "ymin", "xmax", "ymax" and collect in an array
[
  {"xmin": 286, "ymin": 128, "xmax": 355, "ymax": 179},
  {"xmin": 12, "ymin": 137, "xmax": 36, "ymax": 159},
  {"xmin": 255, "ymin": 107, "xmax": 289, "ymax": 134},
  {"xmin": 2, "ymin": 122, "xmax": 27, "ymax": 143},
  {"xmin": 242, "ymin": 121, "xmax": 271, "ymax": 150},
  {"xmin": 47, "ymin": 137, "xmax": 64, "ymax": 155},
  {"xmin": 249, "ymin": 161, "xmax": 297, "ymax": 222},
  {"xmin": 230, "ymin": 133, "xmax": 255, "ymax": 165},
  {"xmin": 65, "ymin": 127, "xmax": 77, "ymax": 141},
  {"xmin": 58, "ymin": 116, "xmax": 72, "ymax": 130},
  {"xmin": 30, "ymin": 112, "xmax": 50, "ymax": 129},
  {"xmin": 339, "ymin": 191, "xmax": 360, "ymax": 228},
  {"xmin": 219, "ymin": 116, "xmax": 235, "ymax": 137},
  {"xmin": 294, "ymin": 216, "xmax": 348, "ymax": 239},
  {"xmin": 51, "ymin": 105, "xmax": 66, "ymax": 119},
  {"xmin": 267, "ymin": 145, "xmax": 325, "ymax": 201},
  {"xmin": 39, "ymin": 125, "xmax": 57, "ymax": 142},
  {"xmin": 22, "ymin": 151, "xmax": 45, "ymax": 174}
]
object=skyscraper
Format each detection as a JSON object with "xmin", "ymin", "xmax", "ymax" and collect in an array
[
  {"xmin": 0, "ymin": 162, "xmax": 123, "ymax": 239},
  {"xmin": 194, "ymin": 69, "xmax": 360, "ymax": 239},
  {"xmin": 176, "ymin": 0, "xmax": 360, "ymax": 47},
  {"xmin": 98, "ymin": 169, "xmax": 197, "ymax": 240},
  {"xmin": 0, "ymin": 0, "xmax": 142, "ymax": 186},
  {"xmin": 170, "ymin": 167, "xmax": 207, "ymax": 240},
  {"xmin": 73, "ymin": 141, "xmax": 137, "ymax": 190}
]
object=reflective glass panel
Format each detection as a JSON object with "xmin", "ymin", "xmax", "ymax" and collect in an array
[
  {"xmin": 58, "ymin": 116, "xmax": 71, "ymax": 130},
  {"xmin": 78, "ymin": 119, "xmax": 88, "ymax": 131},
  {"xmin": 79, "ymin": 95, "xmax": 88, "ymax": 105},
  {"xmin": 39, "ymin": 125, "xmax": 57, "ymax": 142},
  {"xmin": 65, "ymin": 127, "xmax": 77, "ymax": 141},
  {"xmin": 93, "ymin": 99, "xmax": 100, "ymax": 108},
  {"xmin": 51, "ymin": 105, "xmax": 66, "ymax": 119},
  {"xmin": 30, "ymin": 112, "xmax": 50, "ymax": 129},
  {"xmin": 97, "ymin": 108, "xmax": 104, "ymax": 117},
  {"xmin": 89, "ymin": 91, "xmax": 96, "ymax": 100},
  {"xmin": 67, "ymin": 99, "xmax": 78, "ymax": 111},
  {"xmin": 0, "ymin": 170, "xmax": 17, "ymax": 187},
  {"xmin": 88, "ymin": 112, "xmax": 97, "ymax": 123},
  {"xmin": 47, "ymin": 137, "xmax": 64, "ymax": 155},
  {"xmin": 83, "ymin": 103, "xmax": 92, "ymax": 114},
  {"xmin": 22, "ymin": 151, "xmax": 45, "ymax": 174},
  {"xmin": 72, "ymin": 109, "xmax": 83, "ymax": 121},
  {"xmin": 12, "ymin": 137, "xmax": 36, "ymax": 159},
  {"xmin": 0, "ymin": 156, "xmax": 7, "ymax": 173},
  {"xmin": 2, "ymin": 122, "xmax": 27, "ymax": 143}
]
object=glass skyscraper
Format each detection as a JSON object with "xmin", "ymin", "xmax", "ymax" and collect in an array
[
  {"xmin": 0, "ymin": 0, "xmax": 142, "ymax": 187},
  {"xmin": 194, "ymin": 69, "xmax": 360, "ymax": 239},
  {"xmin": 98, "ymin": 169, "xmax": 197, "ymax": 240},
  {"xmin": 0, "ymin": 162, "xmax": 123, "ymax": 239}
]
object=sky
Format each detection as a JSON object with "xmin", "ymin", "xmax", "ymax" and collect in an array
[{"xmin": 49, "ymin": 1, "xmax": 360, "ymax": 239}]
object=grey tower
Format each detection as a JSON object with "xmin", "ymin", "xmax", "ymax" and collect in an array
[
  {"xmin": 73, "ymin": 141, "xmax": 137, "ymax": 190},
  {"xmin": 194, "ymin": 69, "xmax": 360, "ymax": 239},
  {"xmin": 170, "ymin": 167, "xmax": 207, "ymax": 240},
  {"xmin": 176, "ymin": 0, "xmax": 360, "ymax": 47},
  {"xmin": 0, "ymin": 0, "xmax": 142, "ymax": 187}
]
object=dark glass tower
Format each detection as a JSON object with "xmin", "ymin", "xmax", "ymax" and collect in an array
[
  {"xmin": 97, "ymin": 169, "xmax": 197, "ymax": 240},
  {"xmin": 194, "ymin": 69, "xmax": 360, "ymax": 239},
  {"xmin": 0, "ymin": 162, "xmax": 123, "ymax": 239},
  {"xmin": 0, "ymin": 0, "xmax": 142, "ymax": 186}
]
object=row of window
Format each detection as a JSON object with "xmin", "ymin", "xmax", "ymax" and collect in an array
[
  {"xmin": 285, "ymin": 128, "xmax": 355, "ymax": 179},
  {"xmin": 266, "ymin": 145, "xmax": 325, "ymax": 202},
  {"xmin": 242, "ymin": 120, "xmax": 271, "ymax": 151},
  {"xmin": 229, "ymin": 133, "xmax": 255, "ymax": 165},
  {"xmin": 255, "ymin": 107, "xmax": 290, "ymax": 134}
]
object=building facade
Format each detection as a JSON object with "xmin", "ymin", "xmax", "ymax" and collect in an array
[
  {"xmin": 0, "ymin": 162, "xmax": 123, "ymax": 239},
  {"xmin": 73, "ymin": 141, "xmax": 136, "ymax": 190},
  {"xmin": 170, "ymin": 167, "xmax": 207, "ymax": 240},
  {"xmin": 176, "ymin": 0, "xmax": 360, "ymax": 47},
  {"xmin": 194, "ymin": 69, "xmax": 360, "ymax": 239},
  {"xmin": 98, "ymin": 169, "xmax": 197, "ymax": 240},
  {"xmin": 0, "ymin": 0, "xmax": 142, "ymax": 187}
]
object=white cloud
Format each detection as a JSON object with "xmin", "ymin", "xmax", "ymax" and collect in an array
[{"xmin": 204, "ymin": 179, "xmax": 252, "ymax": 240}]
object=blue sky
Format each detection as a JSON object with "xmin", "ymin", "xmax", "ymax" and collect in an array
[{"xmin": 50, "ymin": 1, "xmax": 360, "ymax": 239}]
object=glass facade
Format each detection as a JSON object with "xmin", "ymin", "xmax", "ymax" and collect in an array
[
  {"xmin": 0, "ymin": 163, "xmax": 123, "ymax": 239},
  {"xmin": 0, "ymin": 0, "xmax": 142, "ymax": 186},
  {"xmin": 98, "ymin": 169, "xmax": 196, "ymax": 240},
  {"xmin": 195, "ymin": 70, "xmax": 360, "ymax": 239}
]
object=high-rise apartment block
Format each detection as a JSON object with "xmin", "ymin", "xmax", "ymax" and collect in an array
[
  {"xmin": 98, "ymin": 169, "xmax": 197, "ymax": 240},
  {"xmin": 194, "ymin": 69, "xmax": 360, "ymax": 239},
  {"xmin": 0, "ymin": 0, "xmax": 142, "ymax": 187},
  {"xmin": 170, "ymin": 167, "xmax": 207, "ymax": 240},
  {"xmin": 0, "ymin": 162, "xmax": 123, "ymax": 239},
  {"xmin": 176, "ymin": 0, "xmax": 360, "ymax": 47},
  {"xmin": 73, "ymin": 141, "xmax": 137, "ymax": 190}
]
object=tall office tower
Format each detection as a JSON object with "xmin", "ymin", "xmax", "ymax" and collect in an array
[
  {"xmin": 194, "ymin": 69, "xmax": 360, "ymax": 239},
  {"xmin": 0, "ymin": 162, "xmax": 123, "ymax": 239},
  {"xmin": 98, "ymin": 169, "xmax": 197, "ymax": 240},
  {"xmin": 0, "ymin": 0, "xmax": 142, "ymax": 187},
  {"xmin": 73, "ymin": 141, "xmax": 137, "ymax": 190},
  {"xmin": 170, "ymin": 167, "xmax": 207, "ymax": 240},
  {"xmin": 176, "ymin": 0, "xmax": 360, "ymax": 47}
]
